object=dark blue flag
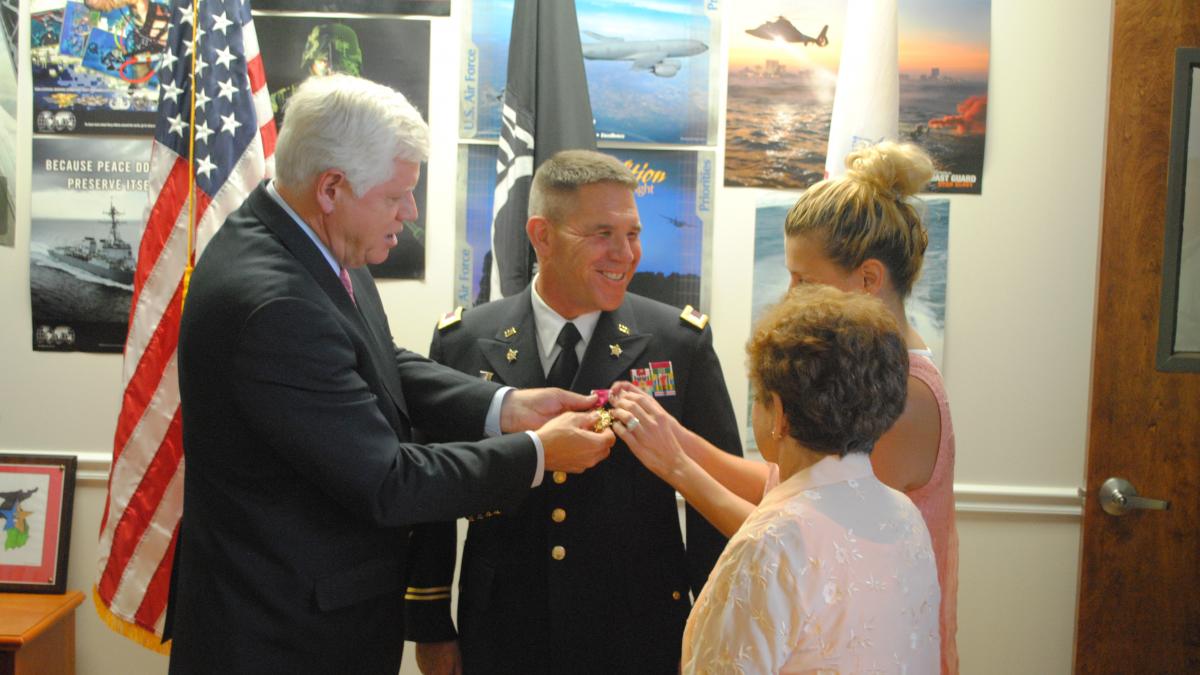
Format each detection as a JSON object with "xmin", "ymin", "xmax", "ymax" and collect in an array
[{"xmin": 486, "ymin": 0, "xmax": 595, "ymax": 300}]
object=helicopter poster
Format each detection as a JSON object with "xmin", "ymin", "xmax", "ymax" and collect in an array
[
  {"xmin": 725, "ymin": 0, "xmax": 990, "ymax": 194},
  {"xmin": 455, "ymin": 143, "xmax": 714, "ymax": 310},
  {"xmin": 30, "ymin": 136, "xmax": 151, "ymax": 352},
  {"xmin": 254, "ymin": 13, "xmax": 430, "ymax": 279},
  {"xmin": 459, "ymin": 0, "xmax": 720, "ymax": 145},
  {"xmin": 29, "ymin": 0, "xmax": 170, "ymax": 136}
]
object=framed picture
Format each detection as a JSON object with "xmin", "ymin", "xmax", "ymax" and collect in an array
[
  {"xmin": 0, "ymin": 454, "xmax": 77, "ymax": 593},
  {"xmin": 1158, "ymin": 47, "xmax": 1200, "ymax": 372}
]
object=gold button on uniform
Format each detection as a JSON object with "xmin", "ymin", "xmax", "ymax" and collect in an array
[
  {"xmin": 671, "ymin": 591, "xmax": 682, "ymax": 601},
  {"xmin": 551, "ymin": 508, "xmax": 566, "ymax": 523},
  {"xmin": 552, "ymin": 471, "xmax": 567, "ymax": 484},
  {"xmin": 551, "ymin": 545, "xmax": 566, "ymax": 560}
]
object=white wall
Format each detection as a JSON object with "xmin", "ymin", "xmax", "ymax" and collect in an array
[{"xmin": 0, "ymin": 1, "xmax": 1111, "ymax": 673}]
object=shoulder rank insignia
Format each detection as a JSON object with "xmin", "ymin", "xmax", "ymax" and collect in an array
[
  {"xmin": 680, "ymin": 304, "xmax": 709, "ymax": 331},
  {"xmin": 437, "ymin": 306, "xmax": 464, "ymax": 331}
]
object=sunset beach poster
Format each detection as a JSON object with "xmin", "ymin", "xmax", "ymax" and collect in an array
[{"xmin": 724, "ymin": 0, "xmax": 990, "ymax": 194}]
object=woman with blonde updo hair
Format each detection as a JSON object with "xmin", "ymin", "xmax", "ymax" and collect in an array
[{"xmin": 783, "ymin": 141, "xmax": 958, "ymax": 675}]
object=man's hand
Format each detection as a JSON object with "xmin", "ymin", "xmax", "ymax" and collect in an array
[
  {"xmin": 415, "ymin": 640, "xmax": 463, "ymax": 675},
  {"xmin": 499, "ymin": 387, "xmax": 597, "ymax": 433},
  {"xmin": 537, "ymin": 410, "xmax": 615, "ymax": 473}
]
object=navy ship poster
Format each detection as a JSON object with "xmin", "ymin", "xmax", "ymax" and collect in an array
[
  {"xmin": 29, "ymin": 0, "xmax": 171, "ymax": 136},
  {"xmin": 459, "ymin": 0, "xmax": 720, "ymax": 145},
  {"xmin": 724, "ymin": 0, "xmax": 989, "ymax": 194},
  {"xmin": 455, "ymin": 143, "xmax": 714, "ymax": 311},
  {"xmin": 30, "ymin": 136, "xmax": 151, "ymax": 352},
  {"xmin": 255, "ymin": 13, "xmax": 430, "ymax": 279},
  {"xmin": 251, "ymin": 0, "xmax": 449, "ymax": 15}
]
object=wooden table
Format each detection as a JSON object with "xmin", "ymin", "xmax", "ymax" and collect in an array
[{"xmin": 0, "ymin": 592, "xmax": 84, "ymax": 675}]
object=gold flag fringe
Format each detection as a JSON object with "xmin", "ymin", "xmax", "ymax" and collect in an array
[{"xmin": 92, "ymin": 585, "xmax": 172, "ymax": 655}]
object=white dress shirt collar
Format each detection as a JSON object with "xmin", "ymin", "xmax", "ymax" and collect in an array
[
  {"xmin": 529, "ymin": 275, "xmax": 602, "ymax": 376},
  {"xmin": 765, "ymin": 452, "xmax": 875, "ymax": 505},
  {"xmin": 265, "ymin": 179, "xmax": 341, "ymax": 277}
]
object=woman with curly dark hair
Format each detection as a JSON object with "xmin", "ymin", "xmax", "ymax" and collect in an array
[{"xmin": 611, "ymin": 284, "xmax": 939, "ymax": 672}]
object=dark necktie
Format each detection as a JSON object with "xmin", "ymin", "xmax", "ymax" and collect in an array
[{"xmin": 546, "ymin": 322, "xmax": 582, "ymax": 389}]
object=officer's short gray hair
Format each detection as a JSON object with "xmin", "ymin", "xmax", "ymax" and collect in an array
[{"xmin": 528, "ymin": 150, "xmax": 636, "ymax": 224}]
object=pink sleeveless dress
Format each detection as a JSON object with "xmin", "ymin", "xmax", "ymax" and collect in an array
[{"xmin": 904, "ymin": 352, "xmax": 958, "ymax": 675}]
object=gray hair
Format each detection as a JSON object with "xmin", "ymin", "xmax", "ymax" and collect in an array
[
  {"xmin": 528, "ymin": 150, "xmax": 637, "ymax": 224},
  {"xmin": 274, "ymin": 74, "xmax": 430, "ymax": 195}
]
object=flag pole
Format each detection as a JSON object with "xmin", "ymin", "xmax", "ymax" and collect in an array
[{"xmin": 182, "ymin": 0, "xmax": 201, "ymax": 307}]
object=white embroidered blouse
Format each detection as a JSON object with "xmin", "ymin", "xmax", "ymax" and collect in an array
[{"xmin": 681, "ymin": 453, "xmax": 940, "ymax": 674}]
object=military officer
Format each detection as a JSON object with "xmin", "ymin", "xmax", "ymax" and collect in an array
[{"xmin": 406, "ymin": 150, "xmax": 743, "ymax": 675}]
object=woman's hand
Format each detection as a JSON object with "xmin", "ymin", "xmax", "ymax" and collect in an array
[
  {"xmin": 610, "ymin": 383, "xmax": 768, "ymax": 538},
  {"xmin": 608, "ymin": 383, "xmax": 689, "ymax": 482}
]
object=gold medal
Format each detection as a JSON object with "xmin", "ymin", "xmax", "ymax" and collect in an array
[{"xmin": 593, "ymin": 408, "xmax": 614, "ymax": 432}]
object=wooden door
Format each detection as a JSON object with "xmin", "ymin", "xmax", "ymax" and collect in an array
[{"xmin": 1075, "ymin": 1, "xmax": 1200, "ymax": 672}]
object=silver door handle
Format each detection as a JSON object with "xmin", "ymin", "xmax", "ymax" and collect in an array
[{"xmin": 1098, "ymin": 477, "xmax": 1171, "ymax": 516}]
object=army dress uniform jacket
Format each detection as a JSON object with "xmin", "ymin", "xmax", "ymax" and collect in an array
[
  {"xmin": 166, "ymin": 184, "xmax": 539, "ymax": 675},
  {"xmin": 406, "ymin": 288, "xmax": 743, "ymax": 675}
]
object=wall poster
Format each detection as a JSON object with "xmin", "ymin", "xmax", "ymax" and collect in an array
[
  {"xmin": 255, "ymin": 12, "xmax": 431, "ymax": 279},
  {"xmin": 750, "ymin": 193, "xmax": 950, "ymax": 368},
  {"xmin": 30, "ymin": 136, "xmax": 152, "ymax": 352},
  {"xmin": 725, "ymin": 0, "xmax": 990, "ymax": 194},
  {"xmin": 29, "ymin": 0, "xmax": 171, "ymax": 136},
  {"xmin": 460, "ymin": 0, "xmax": 720, "ymax": 145},
  {"xmin": 455, "ymin": 143, "xmax": 714, "ymax": 312},
  {"xmin": 252, "ymin": 0, "xmax": 449, "ymax": 15},
  {"xmin": 748, "ymin": 191, "xmax": 951, "ymax": 442}
]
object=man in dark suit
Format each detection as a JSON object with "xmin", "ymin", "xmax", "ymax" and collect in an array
[
  {"xmin": 411, "ymin": 150, "xmax": 743, "ymax": 675},
  {"xmin": 167, "ymin": 76, "xmax": 614, "ymax": 675}
]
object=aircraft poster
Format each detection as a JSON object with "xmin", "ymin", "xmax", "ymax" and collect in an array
[
  {"xmin": 460, "ymin": 0, "xmax": 720, "ymax": 145},
  {"xmin": 251, "ymin": 0, "xmax": 449, "ymax": 15},
  {"xmin": 1, "ymin": 4, "xmax": 16, "ymax": 247},
  {"xmin": 29, "ymin": 136, "xmax": 152, "ymax": 352},
  {"xmin": 255, "ymin": 13, "xmax": 430, "ymax": 279},
  {"xmin": 29, "ymin": 0, "xmax": 170, "ymax": 136},
  {"xmin": 725, "ymin": 0, "xmax": 990, "ymax": 194},
  {"xmin": 455, "ymin": 143, "xmax": 715, "ymax": 311}
]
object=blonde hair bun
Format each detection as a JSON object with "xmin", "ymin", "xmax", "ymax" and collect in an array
[{"xmin": 844, "ymin": 141, "xmax": 934, "ymax": 200}]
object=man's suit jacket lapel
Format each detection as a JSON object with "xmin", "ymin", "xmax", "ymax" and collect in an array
[
  {"xmin": 477, "ymin": 287, "xmax": 545, "ymax": 388},
  {"xmin": 247, "ymin": 184, "xmax": 411, "ymax": 425},
  {"xmin": 576, "ymin": 302, "xmax": 651, "ymax": 394},
  {"xmin": 249, "ymin": 186, "xmax": 355, "ymax": 313},
  {"xmin": 346, "ymin": 267, "xmax": 410, "ymax": 422}
]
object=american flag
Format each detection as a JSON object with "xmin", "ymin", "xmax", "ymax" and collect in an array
[{"xmin": 94, "ymin": 0, "xmax": 274, "ymax": 648}]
